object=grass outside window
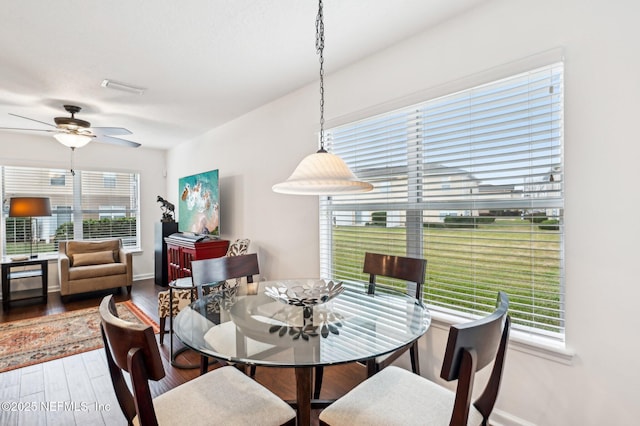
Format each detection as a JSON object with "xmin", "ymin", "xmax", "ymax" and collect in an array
[{"xmin": 330, "ymin": 218, "xmax": 562, "ymax": 334}]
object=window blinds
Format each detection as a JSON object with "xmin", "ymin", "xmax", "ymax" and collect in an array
[
  {"xmin": 320, "ymin": 62, "xmax": 564, "ymax": 339},
  {"xmin": 2, "ymin": 166, "xmax": 140, "ymax": 256}
]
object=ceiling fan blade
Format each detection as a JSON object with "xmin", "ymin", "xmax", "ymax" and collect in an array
[
  {"xmin": 8, "ymin": 113, "xmax": 56, "ymax": 128},
  {"xmin": 91, "ymin": 127, "xmax": 132, "ymax": 136},
  {"xmin": 0, "ymin": 126, "xmax": 56, "ymax": 133},
  {"xmin": 95, "ymin": 135, "xmax": 141, "ymax": 148}
]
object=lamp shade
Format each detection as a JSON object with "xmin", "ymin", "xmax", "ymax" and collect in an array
[
  {"xmin": 272, "ymin": 151, "xmax": 373, "ymax": 195},
  {"xmin": 9, "ymin": 197, "xmax": 52, "ymax": 217},
  {"xmin": 53, "ymin": 132, "xmax": 93, "ymax": 148}
]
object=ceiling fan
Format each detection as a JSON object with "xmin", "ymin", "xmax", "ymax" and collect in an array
[{"xmin": 0, "ymin": 104, "xmax": 141, "ymax": 149}]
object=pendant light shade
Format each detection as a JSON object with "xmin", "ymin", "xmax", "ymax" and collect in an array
[
  {"xmin": 272, "ymin": 150, "xmax": 373, "ymax": 195},
  {"xmin": 272, "ymin": 0, "xmax": 372, "ymax": 196}
]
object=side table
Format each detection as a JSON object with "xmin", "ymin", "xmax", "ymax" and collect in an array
[{"xmin": 1, "ymin": 257, "xmax": 48, "ymax": 310}]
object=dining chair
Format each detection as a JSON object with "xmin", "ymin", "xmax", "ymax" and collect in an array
[
  {"xmin": 190, "ymin": 252, "xmax": 260, "ymax": 375},
  {"xmin": 99, "ymin": 294, "xmax": 296, "ymax": 426},
  {"xmin": 318, "ymin": 291, "xmax": 510, "ymax": 426},
  {"xmin": 157, "ymin": 238, "xmax": 250, "ymax": 344},
  {"xmin": 314, "ymin": 252, "xmax": 427, "ymax": 398}
]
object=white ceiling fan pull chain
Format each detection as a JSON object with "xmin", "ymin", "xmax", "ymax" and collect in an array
[{"xmin": 70, "ymin": 147, "xmax": 76, "ymax": 176}]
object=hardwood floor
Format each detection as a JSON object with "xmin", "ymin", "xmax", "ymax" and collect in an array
[{"xmin": 0, "ymin": 279, "xmax": 366, "ymax": 425}]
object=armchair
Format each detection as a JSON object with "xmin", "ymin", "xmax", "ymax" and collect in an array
[{"xmin": 58, "ymin": 239, "xmax": 132, "ymax": 300}]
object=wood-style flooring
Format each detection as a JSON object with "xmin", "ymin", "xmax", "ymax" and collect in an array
[{"xmin": 0, "ymin": 279, "xmax": 366, "ymax": 425}]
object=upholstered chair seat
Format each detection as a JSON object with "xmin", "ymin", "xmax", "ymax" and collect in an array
[
  {"xmin": 319, "ymin": 366, "xmax": 484, "ymax": 426},
  {"xmin": 132, "ymin": 366, "xmax": 295, "ymax": 426}
]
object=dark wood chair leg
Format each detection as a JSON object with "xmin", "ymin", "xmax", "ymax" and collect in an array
[
  {"xmin": 314, "ymin": 366, "xmax": 324, "ymax": 399},
  {"xmin": 127, "ymin": 285, "xmax": 132, "ymax": 294},
  {"xmin": 200, "ymin": 355, "xmax": 209, "ymax": 375},
  {"xmin": 366, "ymin": 359, "xmax": 377, "ymax": 378},
  {"xmin": 250, "ymin": 365, "xmax": 257, "ymax": 378},
  {"xmin": 159, "ymin": 317, "xmax": 166, "ymax": 345},
  {"xmin": 409, "ymin": 342, "xmax": 420, "ymax": 375}
]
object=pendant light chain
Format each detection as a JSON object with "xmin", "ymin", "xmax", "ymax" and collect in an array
[
  {"xmin": 271, "ymin": 0, "xmax": 373, "ymax": 195},
  {"xmin": 316, "ymin": 0, "xmax": 326, "ymax": 152}
]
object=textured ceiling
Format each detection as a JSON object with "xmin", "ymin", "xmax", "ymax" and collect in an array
[{"xmin": 0, "ymin": 0, "xmax": 488, "ymax": 150}]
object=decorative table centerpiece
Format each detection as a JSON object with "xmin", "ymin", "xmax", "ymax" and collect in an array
[{"xmin": 265, "ymin": 279, "xmax": 344, "ymax": 307}]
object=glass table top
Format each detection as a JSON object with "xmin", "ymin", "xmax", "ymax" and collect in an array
[{"xmin": 173, "ymin": 279, "xmax": 431, "ymax": 368}]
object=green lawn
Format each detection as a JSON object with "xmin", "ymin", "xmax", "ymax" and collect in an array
[
  {"xmin": 5, "ymin": 241, "xmax": 56, "ymax": 256},
  {"xmin": 330, "ymin": 219, "xmax": 562, "ymax": 333}
]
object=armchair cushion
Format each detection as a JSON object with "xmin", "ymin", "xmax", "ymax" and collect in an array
[
  {"xmin": 72, "ymin": 250, "xmax": 116, "ymax": 267},
  {"xmin": 69, "ymin": 263, "xmax": 128, "ymax": 280},
  {"xmin": 66, "ymin": 239, "xmax": 120, "ymax": 266}
]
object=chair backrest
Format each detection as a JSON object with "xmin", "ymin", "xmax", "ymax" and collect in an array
[
  {"xmin": 362, "ymin": 252, "xmax": 427, "ymax": 300},
  {"xmin": 191, "ymin": 253, "xmax": 260, "ymax": 297},
  {"xmin": 440, "ymin": 291, "xmax": 511, "ymax": 426},
  {"xmin": 226, "ymin": 238, "xmax": 250, "ymax": 257},
  {"xmin": 99, "ymin": 295, "xmax": 164, "ymax": 425}
]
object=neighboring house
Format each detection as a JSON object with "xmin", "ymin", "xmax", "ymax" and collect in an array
[{"xmin": 332, "ymin": 162, "xmax": 481, "ymax": 226}]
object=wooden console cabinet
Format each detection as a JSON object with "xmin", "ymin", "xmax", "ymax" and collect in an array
[{"xmin": 164, "ymin": 235, "xmax": 230, "ymax": 282}]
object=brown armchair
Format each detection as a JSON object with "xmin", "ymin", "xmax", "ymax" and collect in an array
[{"xmin": 58, "ymin": 239, "xmax": 132, "ymax": 299}]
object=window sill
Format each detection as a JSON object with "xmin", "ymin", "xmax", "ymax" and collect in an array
[{"xmin": 429, "ymin": 310, "xmax": 575, "ymax": 365}]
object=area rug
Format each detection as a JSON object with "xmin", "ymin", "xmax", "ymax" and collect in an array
[{"xmin": 0, "ymin": 301, "xmax": 159, "ymax": 373}]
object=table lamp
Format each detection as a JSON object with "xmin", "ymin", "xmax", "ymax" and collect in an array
[{"xmin": 9, "ymin": 197, "xmax": 52, "ymax": 259}]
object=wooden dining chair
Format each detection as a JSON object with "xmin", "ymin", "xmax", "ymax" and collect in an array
[
  {"xmin": 190, "ymin": 253, "xmax": 260, "ymax": 375},
  {"xmin": 314, "ymin": 252, "xmax": 427, "ymax": 398},
  {"xmin": 157, "ymin": 238, "xmax": 250, "ymax": 345},
  {"xmin": 318, "ymin": 291, "xmax": 511, "ymax": 426},
  {"xmin": 99, "ymin": 294, "xmax": 295, "ymax": 426},
  {"xmin": 191, "ymin": 252, "xmax": 260, "ymax": 298}
]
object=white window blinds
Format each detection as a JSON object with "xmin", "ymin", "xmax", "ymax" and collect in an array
[
  {"xmin": 2, "ymin": 166, "xmax": 140, "ymax": 256},
  {"xmin": 320, "ymin": 62, "xmax": 564, "ymax": 339}
]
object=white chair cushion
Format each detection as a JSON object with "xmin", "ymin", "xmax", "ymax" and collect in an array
[
  {"xmin": 134, "ymin": 366, "xmax": 295, "ymax": 426},
  {"xmin": 319, "ymin": 366, "xmax": 484, "ymax": 426}
]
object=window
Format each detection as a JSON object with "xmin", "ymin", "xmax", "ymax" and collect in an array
[
  {"xmin": 49, "ymin": 170, "xmax": 66, "ymax": 186},
  {"xmin": 2, "ymin": 167, "xmax": 140, "ymax": 256},
  {"xmin": 320, "ymin": 62, "xmax": 564, "ymax": 340},
  {"xmin": 103, "ymin": 173, "xmax": 117, "ymax": 188},
  {"xmin": 99, "ymin": 206, "xmax": 126, "ymax": 220}
]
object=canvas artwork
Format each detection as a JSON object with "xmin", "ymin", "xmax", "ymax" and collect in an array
[{"xmin": 178, "ymin": 169, "xmax": 220, "ymax": 236}]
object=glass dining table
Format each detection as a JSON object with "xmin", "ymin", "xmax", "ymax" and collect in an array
[{"xmin": 173, "ymin": 279, "xmax": 431, "ymax": 425}]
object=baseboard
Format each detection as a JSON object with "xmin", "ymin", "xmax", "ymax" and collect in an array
[
  {"xmin": 133, "ymin": 273, "xmax": 154, "ymax": 281},
  {"xmin": 491, "ymin": 408, "xmax": 537, "ymax": 426}
]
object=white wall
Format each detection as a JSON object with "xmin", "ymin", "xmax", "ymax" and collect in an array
[
  {"xmin": 0, "ymin": 132, "xmax": 166, "ymax": 283},
  {"xmin": 167, "ymin": 0, "xmax": 638, "ymax": 424}
]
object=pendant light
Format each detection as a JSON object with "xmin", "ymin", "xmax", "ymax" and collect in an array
[{"xmin": 272, "ymin": 0, "xmax": 373, "ymax": 195}]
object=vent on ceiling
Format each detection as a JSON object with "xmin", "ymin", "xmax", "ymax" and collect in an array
[{"xmin": 101, "ymin": 79, "xmax": 146, "ymax": 95}]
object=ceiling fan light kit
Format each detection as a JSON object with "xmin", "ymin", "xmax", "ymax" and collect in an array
[
  {"xmin": 272, "ymin": 0, "xmax": 372, "ymax": 196},
  {"xmin": 53, "ymin": 132, "xmax": 93, "ymax": 148}
]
